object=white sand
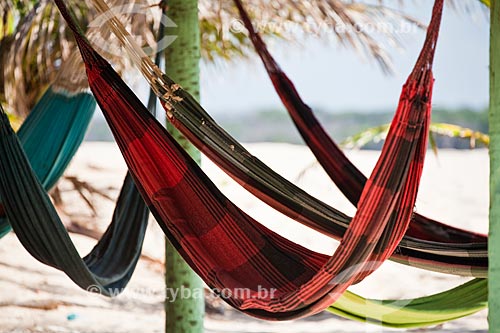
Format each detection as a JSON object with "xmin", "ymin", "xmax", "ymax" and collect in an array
[{"xmin": 0, "ymin": 142, "xmax": 488, "ymax": 332}]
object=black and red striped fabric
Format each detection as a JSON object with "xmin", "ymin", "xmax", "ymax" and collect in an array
[
  {"xmin": 52, "ymin": 0, "xmax": 487, "ymax": 279},
  {"xmin": 153, "ymin": 1, "xmax": 486, "ymax": 276},
  {"xmin": 81, "ymin": 0, "xmax": 487, "ymax": 275},
  {"xmin": 232, "ymin": 0, "xmax": 486, "ymax": 246},
  {"xmin": 52, "ymin": 0, "xmax": 444, "ymax": 319}
]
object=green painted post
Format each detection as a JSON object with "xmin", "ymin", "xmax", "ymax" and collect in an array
[
  {"xmin": 163, "ymin": 0, "xmax": 205, "ymax": 332},
  {"xmin": 490, "ymin": 0, "xmax": 500, "ymax": 331}
]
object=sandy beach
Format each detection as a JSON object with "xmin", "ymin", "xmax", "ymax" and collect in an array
[{"xmin": 0, "ymin": 142, "xmax": 489, "ymax": 332}]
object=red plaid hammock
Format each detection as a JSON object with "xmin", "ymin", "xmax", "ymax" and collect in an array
[
  {"xmin": 52, "ymin": 0, "xmax": 442, "ymax": 319},
  {"xmin": 83, "ymin": 0, "xmax": 486, "ymax": 277},
  {"xmin": 232, "ymin": 0, "xmax": 487, "ymax": 247},
  {"xmin": 230, "ymin": 0, "xmax": 487, "ymax": 276}
]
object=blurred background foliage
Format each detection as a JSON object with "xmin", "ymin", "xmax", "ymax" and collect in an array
[
  {"xmin": 0, "ymin": 0, "xmax": 489, "ymax": 146},
  {"xmin": 1, "ymin": 0, "xmax": 434, "ymax": 116}
]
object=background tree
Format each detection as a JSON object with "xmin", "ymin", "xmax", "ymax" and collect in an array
[{"xmin": 163, "ymin": 0, "xmax": 205, "ymax": 331}]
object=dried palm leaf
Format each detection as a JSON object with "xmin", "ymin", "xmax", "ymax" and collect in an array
[{"xmin": 1, "ymin": 0, "xmax": 487, "ymax": 116}]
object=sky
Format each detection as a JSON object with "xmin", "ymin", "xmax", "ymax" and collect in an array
[{"xmin": 197, "ymin": 2, "xmax": 490, "ymax": 115}]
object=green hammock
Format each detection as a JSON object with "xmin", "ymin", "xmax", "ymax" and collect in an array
[
  {"xmin": 332, "ymin": 279, "xmax": 487, "ymax": 328},
  {"xmin": 0, "ymin": 101, "xmax": 151, "ymax": 294},
  {"xmin": 0, "ymin": 86, "xmax": 96, "ymax": 237},
  {"xmin": 0, "ymin": 9, "xmax": 167, "ymax": 294}
]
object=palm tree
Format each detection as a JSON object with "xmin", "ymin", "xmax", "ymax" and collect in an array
[{"xmin": 163, "ymin": 1, "xmax": 205, "ymax": 331}]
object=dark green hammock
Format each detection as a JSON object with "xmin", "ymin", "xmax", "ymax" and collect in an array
[
  {"xmin": 0, "ymin": 14, "xmax": 167, "ymax": 295},
  {"xmin": 0, "ymin": 103, "xmax": 150, "ymax": 295},
  {"xmin": 0, "ymin": 87, "xmax": 95, "ymax": 237}
]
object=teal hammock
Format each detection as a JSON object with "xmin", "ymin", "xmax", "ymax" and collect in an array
[{"xmin": 0, "ymin": 87, "xmax": 96, "ymax": 237}]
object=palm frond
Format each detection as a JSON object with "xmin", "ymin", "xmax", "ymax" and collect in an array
[
  {"xmin": 1, "ymin": 0, "xmax": 487, "ymax": 116},
  {"xmin": 296, "ymin": 120, "xmax": 488, "ymax": 180},
  {"xmin": 342, "ymin": 122, "xmax": 489, "ymax": 150},
  {"xmin": 1, "ymin": 0, "xmax": 156, "ymax": 116},
  {"xmin": 199, "ymin": 0, "xmax": 427, "ymax": 72},
  {"xmin": 2, "ymin": 0, "xmax": 90, "ymax": 116}
]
